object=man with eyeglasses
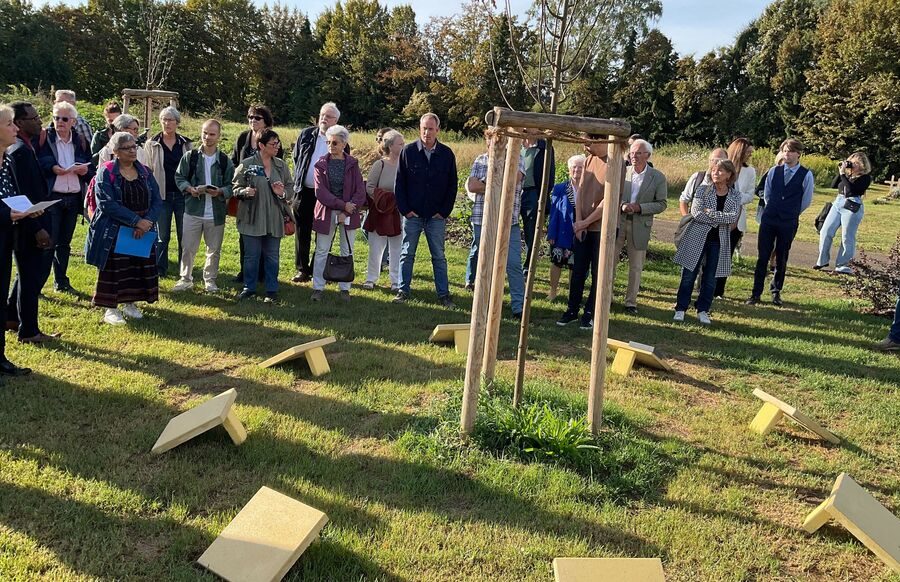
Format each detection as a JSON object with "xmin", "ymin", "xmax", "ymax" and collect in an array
[
  {"xmin": 5, "ymin": 102, "xmax": 59, "ymax": 343},
  {"xmin": 291, "ymin": 102, "xmax": 348, "ymax": 283},
  {"xmin": 616, "ymin": 138, "xmax": 667, "ymax": 315},
  {"xmin": 38, "ymin": 101, "xmax": 94, "ymax": 294}
]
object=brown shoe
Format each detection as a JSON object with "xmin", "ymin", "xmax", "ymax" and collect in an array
[
  {"xmin": 19, "ymin": 332, "xmax": 62, "ymax": 344},
  {"xmin": 292, "ymin": 271, "xmax": 312, "ymax": 283},
  {"xmin": 5, "ymin": 320, "xmax": 18, "ymax": 332}
]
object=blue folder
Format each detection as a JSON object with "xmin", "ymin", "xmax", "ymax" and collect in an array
[{"xmin": 115, "ymin": 227, "xmax": 158, "ymax": 258}]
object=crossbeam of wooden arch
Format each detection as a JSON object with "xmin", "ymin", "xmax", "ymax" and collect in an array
[
  {"xmin": 460, "ymin": 107, "xmax": 630, "ymax": 436},
  {"xmin": 121, "ymin": 88, "xmax": 179, "ymax": 134}
]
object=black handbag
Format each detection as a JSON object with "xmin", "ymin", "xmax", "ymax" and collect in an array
[
  {"xmin": 843, "ymin": 198, "xmax": 862, "ymax": 213},
  {"xmin": 323, "ymin": 224, "xmax": 355, "ymax": 283},
  {"xmin": 814, "ymin": 202, "xmax": 832, "ymax": 233}
]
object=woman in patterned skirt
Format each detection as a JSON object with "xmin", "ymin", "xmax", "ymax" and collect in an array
[{"xmin": 85, "ymin": 132, "xmax": 162, "ymax": 325}]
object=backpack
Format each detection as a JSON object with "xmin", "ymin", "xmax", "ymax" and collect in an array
[
  {"xmin": 85, "ymin": 161, "xmax": 116, "ymax": 220},
  {"xmin": 186, "ymin": 149, "xmax": 236, "ymax": 216}
]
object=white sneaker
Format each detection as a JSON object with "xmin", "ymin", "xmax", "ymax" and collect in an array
[
  {"xmin": 103, "ymin": 308, "xmax": 126, "ymax": 325},
  {"xmin": 362, "ymin": 281, "xmax": 375, "ymax": 290},
  {"xmin": 205, "ymin": 282, "xmax": 220, "ymax": 293},
  {"xmin": 121, "ymin": 303, "xmax": 143, "ymax": 319},
  {"xmin": 698, "ymin": 311, "xmax": 712, "ymax": 325},
  {"xmin": 673, "ymin": 310, "xmax": 685, "ymax": 322},
  {"xmin": 834, "ymin": 266, "xmax": 853, "ymax": 275},
  {"xmin": 171, "ymin": 280, "xmax": 192, "ymax": 292}
]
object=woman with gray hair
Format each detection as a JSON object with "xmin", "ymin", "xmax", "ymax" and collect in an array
[
  {"xmin": 85, "ymin": 132, "xmax": 162, "ymax": 325},
  {"xmin": 310, "ymin": 124, "xmax": 366, "ymax": 301},
  {"xmin": 145, "ymin": 106, "xmax": 192, "ymax": 278},
  {"xmin": 361, "ymin": 129, "xmax": 404, "ymax": 290},
  {"xmin": 94, "ymin": 114, "xmax": 151, "ymax": 167}
]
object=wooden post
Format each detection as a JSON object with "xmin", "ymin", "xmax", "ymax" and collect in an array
[
  {"xmin": 482, "ymin": 137, "xmax": 523, "ymax": 382},
  {"xmin": 143, "ymin": 97, "xmax": 152, "ymax": 132},
  {"xmin": 513, "ymin": 138, "xmax": 555, "ymax": 406},
  {"xmin": 460, "ymin": 132, "xmax": 507, "ymax": 435},
  {"xmin": 587, "ymin": 136, "xmax": 625, "ymax": 433},
  {"xmin": 122, "ymin": 94, "xmax": 131, "ymax": 114}
]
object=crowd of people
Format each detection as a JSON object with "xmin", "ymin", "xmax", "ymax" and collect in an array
[{"xmin": 1, "ymin": 93, "xmax": 898, "ymax": 377}]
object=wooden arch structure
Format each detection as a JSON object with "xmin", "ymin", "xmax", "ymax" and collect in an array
[
  {"xmin": 460, "ymin": 107, "xmax": 631, "ymax": 436},
  {"xmin": 121, "ymin": 89, "xmax": 179, "ymax": 132}
]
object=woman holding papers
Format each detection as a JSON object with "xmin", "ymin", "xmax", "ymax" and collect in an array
[
  {"xmin": 85, "ymin": 132, "xmax": 162, "ymax": 325},
  {"xmin": 0, "ymin": 104, "xmax": 46, "ymax": 374}
]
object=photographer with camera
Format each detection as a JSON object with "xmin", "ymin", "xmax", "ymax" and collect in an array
[{"xmin": 815, "ymin": 152, "xmax": 872, "ymax": 274}]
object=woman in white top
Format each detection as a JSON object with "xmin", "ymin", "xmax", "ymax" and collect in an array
[
  {"xmin": 361, "ymin": 130, "xmax": 404, "ymax": 290},
  {"xmin": 714, "ymin": 137, "xmax": 756, "ymax": 298}
]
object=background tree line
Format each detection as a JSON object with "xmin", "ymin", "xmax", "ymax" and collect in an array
[{"xmin": 1, "ymin": 0, "xmax": 898, "ymax": 177}]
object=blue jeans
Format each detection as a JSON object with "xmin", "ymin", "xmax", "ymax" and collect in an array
[
  {"xmin": 890, "ymin": 293, "xmax": 900, "ymax": 342},
  {"xmin": 465, "ymin": 223, "xmax": 525, "ymax": 313},
  {"xmin": 242, "ymin": 234, "xmax": 280, "ymax": 293},
  {"xmin": 676, "ymin": 238, "xmax": 720, "ymax": 313},
  {"xmin": 817, "ymin": 195, "xmax": 864, "ymax": 268},
  {"xmin": 157, "ymin": 193, "xmax": 185, "ymax": 276},
  {"xmin": 399, "ymin": 216, "xmax": 448, "ymax": 297}
]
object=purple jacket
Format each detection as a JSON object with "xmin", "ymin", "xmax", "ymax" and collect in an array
[{"xmin": 313, "ymin": 153, "xmax": 366, "ymax": 234}]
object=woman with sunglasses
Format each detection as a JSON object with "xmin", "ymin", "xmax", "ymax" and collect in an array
[
  {"xmin": 231, "ymin": 105, "xmax": 282, "ymax": 285},
  {"xmin": 85, "ymin": 132, "xmax": 162, "ymax": 325},
  {"xmin": 232, "ymin": 129, "xmax": 294, "ymax": 302},
  {"xmin": 38, "ymin": 100, "xmax": 94, "ymax": 294}
]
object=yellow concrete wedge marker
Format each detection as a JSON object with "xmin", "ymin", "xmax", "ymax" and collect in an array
[
  {"xmin": 259, "ymin": 336, "xmax": 337, "ymax": 377},
  {"xmin": 429, "ymin": 323, "xmax": 470, "ymax": 354},
  {"xmin": 750, "ymin": 388, "xmax": 839, "ymax": 443},
  {"xmin": 607, "ymin": 338, "xmax": 672, "ymax": 376},
  {"xmin": 197, "ymin": 486, "xmax": 329, "ymax": 582},
  {"xmin": 803, "ymin": 473, "xmax": 900, "ymax": 573},
  {"xmin": 151, "ymin": 388, "xmax": 246, "ymax": 454},
  {"xmin": 553, "ymin": 557, "xmax": 665, "ymax": 581}
]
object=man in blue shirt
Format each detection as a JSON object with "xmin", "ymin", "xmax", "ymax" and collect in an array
[
  {"xmin": 747, "ymin": 138, "xmax": 815, "ymax": 306},
  {"xmin": 393, "ymin": 113, "xmax": 458, "ymax": 308}
]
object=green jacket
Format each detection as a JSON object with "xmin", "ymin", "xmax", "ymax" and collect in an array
[{"xmin": 175, "ymin": 148, "xmax": 235, "ymax": 226}]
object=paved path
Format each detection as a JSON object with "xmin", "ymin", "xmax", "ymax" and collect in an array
[{"xmin": 650, "ymin": 218, "xmax": 887, "ymax": 266}]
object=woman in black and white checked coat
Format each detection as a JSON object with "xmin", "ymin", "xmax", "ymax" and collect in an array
[{"xmin": 673, "ymin": 159, "xmax": 741, "ymax": 325}]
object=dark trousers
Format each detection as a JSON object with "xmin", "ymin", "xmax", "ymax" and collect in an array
[
  {"xmin": 157, "ymin": 192, "xmax": 185, "ymax": 277},
  {"xmin": 890, "ymin": 293, "xmax": 900, "ymax": 342},
  {"xmin": 293, "ymin": 185, "xmax": 316, "ymax": 275},
  {"xmin": 566, "ymin": 230, "xmax": 601, "ymax": 316},
  {"xmin": 677, "ymin": 238, "xmax": 721, "ymax": 313},
  {"xmin": 44, "ymin": 195, "xmax": 80, "ymax": 288},
  {"xmin": 520, "ymin": 187, "xmax": 539, "ymax": 271},
  {"xmin": 714, "ymin": 229, "xmax": 743, "ymax": 297},
  {"xmin": 0, "ymin": 230, "xmax": 13, "ymax": 362},
  {"xmin": 7, "ymin": 231, "xmax": 47, "ymax": 338},
  {"xmin": 752, "ymin": 219, "xmax": 798, "ymax": 297}
]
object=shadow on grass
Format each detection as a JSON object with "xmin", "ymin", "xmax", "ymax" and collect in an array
[{"xmin": 1, "ymin": 370, "xmax": 664, "ymax": 579}]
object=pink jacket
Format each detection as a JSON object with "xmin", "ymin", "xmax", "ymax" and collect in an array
[{"xmin": 312, "ymin": 153, "xmax": 367, "ymax": 234}]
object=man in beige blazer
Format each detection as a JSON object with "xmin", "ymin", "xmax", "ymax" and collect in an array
[{"xmin": 617, "ymin": 139, "xmax": 667, "ymax": 314}]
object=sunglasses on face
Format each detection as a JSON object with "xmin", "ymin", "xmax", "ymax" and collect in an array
[
  {"xmin": 54, "ymin": 116, "xmax": 70, "ymax": 122},
  {"xmin": 21, "ymin": 115, "xmax": 40, "ymax": 122},
  {"xmin": 247, "ymin": 115, "xmax": 263, "ymax": 121}
]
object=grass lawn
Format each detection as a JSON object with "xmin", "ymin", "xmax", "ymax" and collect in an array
[{"xmin": 1, "ymin": 207, "xmax": 898, "ymax": 581}]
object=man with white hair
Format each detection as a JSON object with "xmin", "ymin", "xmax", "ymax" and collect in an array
[
  {"xmin": 53, "ymin": 90, "xmax": 93, "ymax": 145},
  {"xmin": 616, "ymin": 138, "xmax": 667, "ymax": 315},
  {"xmin": 291, "ymin": 102, "xmax": 348, "ymax": 283},
  {"xmin": 38, "ymin": 100, "xmax": 93, "ymax": 293}
]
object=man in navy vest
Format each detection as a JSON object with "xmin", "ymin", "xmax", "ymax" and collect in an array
[{"xmin": 746, "ymin": 138, "xmax": 814, "ymax": 306}]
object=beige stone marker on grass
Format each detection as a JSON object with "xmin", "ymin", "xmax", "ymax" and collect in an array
[
  {"xmin": 429, "ymin": 324, "xmax": 470, "ymax": 354},
  {"xmin": 553, "ymin": 557, "xmax": 665, "ymax": 581},
  {"xmin": 259, "ymin": 336, "xmax": 336, "ymax": 377},
  {"xmin": 803, "ymin": 473, "xmax": 900, "ymax": 573},
  {"xmin": 197, "ymin": 486, "xmax": 329, "ymax": 582},
  {"xmin": 606, "ymin": 339, "xmax": 673, "ymax": 376},
  {"xmin": 749, "ymin": 388, "xmax": 840, "ymax": 444},
  {"xmin": 151, "ymin": 388, "xmax": 246, "ymax": 454}
]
